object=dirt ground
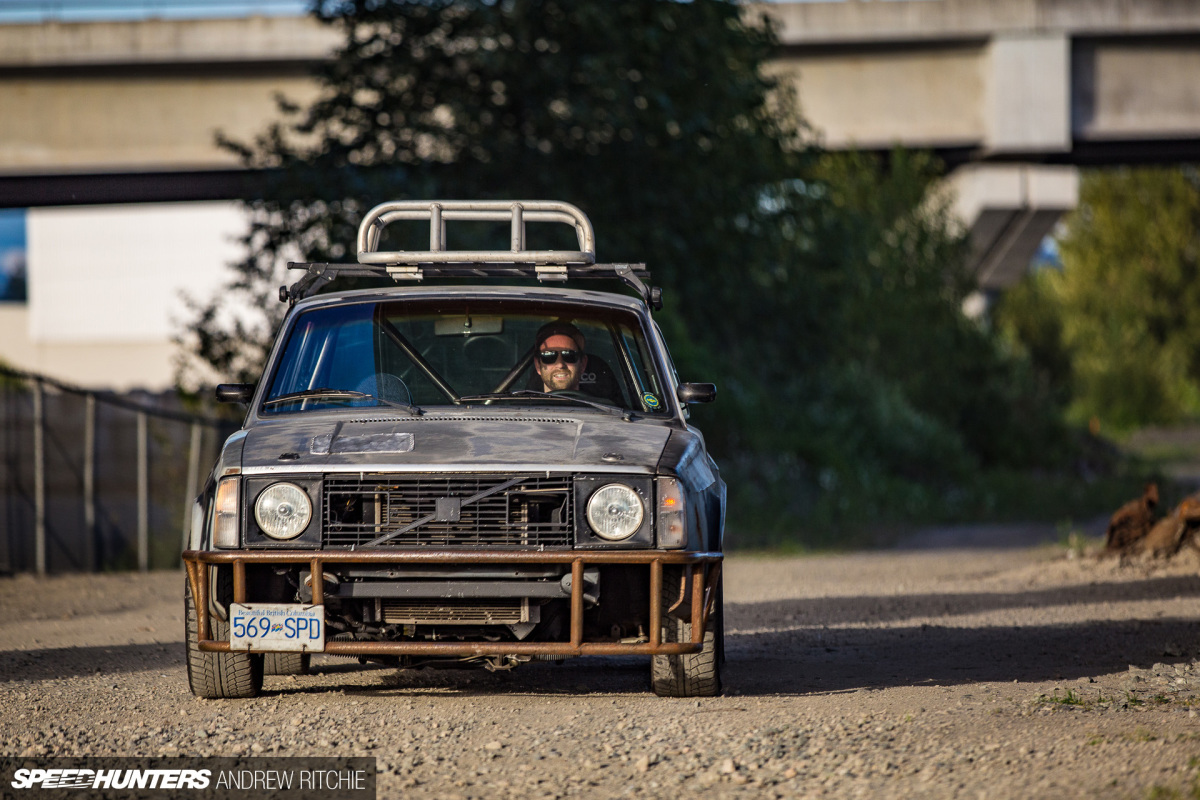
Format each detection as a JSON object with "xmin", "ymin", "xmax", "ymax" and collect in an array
[{"xmin": 2, "ymin": 532, "xmax": 1200, "ymax": 799}]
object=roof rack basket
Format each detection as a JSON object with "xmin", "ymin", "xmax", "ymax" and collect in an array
[{"xmin": 283, "ymin": 200, "xmax": 658, "ymax": 308}]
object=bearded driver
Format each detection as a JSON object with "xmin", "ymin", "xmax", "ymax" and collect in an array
[{"xmin": 533, "ymin": 321, "xmax": 588, "ymax": 393}]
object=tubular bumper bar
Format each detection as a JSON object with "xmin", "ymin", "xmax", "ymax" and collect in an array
[{"xmin": 182, "ymin": 550, "xmax": 722, "ymax": 658}]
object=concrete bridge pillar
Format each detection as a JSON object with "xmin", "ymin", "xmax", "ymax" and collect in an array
[
  {"xmin": 986, "ymin": 33, "xmax": 1070, "ymax": 154},
  {"xmin": 947, "ymin": 164, "xmax": 1078, "ymax": 294}
]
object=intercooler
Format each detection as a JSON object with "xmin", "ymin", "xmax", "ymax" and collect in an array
[{"xmin": 376, "ymin": 598, "xmax": 533, "ymax": 625}]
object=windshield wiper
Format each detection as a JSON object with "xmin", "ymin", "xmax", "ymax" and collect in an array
[
  {"xmin": 457, "ymin": 390, "xmax": 629, "ymax": 418},
  {"xmin": 262, "ymin": 389, "xmax": 422, "ymax": 415},
  {"xmin": 368, "ymin": 395, "xmax": 424, "ymax": 415}
]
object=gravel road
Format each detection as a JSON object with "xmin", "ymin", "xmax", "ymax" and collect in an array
[{"xmin": 3, "ymin": 538, "xmax": 1200, "ymax": 799}]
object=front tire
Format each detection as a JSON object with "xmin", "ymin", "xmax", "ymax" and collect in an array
[
  {"xmin": 651, "ymin": 577, "xmax": 722, "ymax": 697},
  {"xmin": 264, "ymin": 651, "xmax": 310, "ymax": 676},
  {"xmin": 184, "ymin": 576, "xmax": 263, "ymax": 699}
]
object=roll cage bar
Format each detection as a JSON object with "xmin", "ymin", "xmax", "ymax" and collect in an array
[{"xmin": 281, "ymin": 200, "xmax": 661, "ymax": 310}]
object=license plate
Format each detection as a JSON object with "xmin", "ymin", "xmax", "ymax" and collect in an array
[{"xmin": 229, "ymin": 603, "xmax": 325, "ymax": 652}]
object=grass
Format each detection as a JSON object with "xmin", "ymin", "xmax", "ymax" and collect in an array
[
  {"xmin": 1146, "ymin": 773, "xmax": 1200, "ymax": 800},
  {"xmin": 1116, "ymin": 691, "xmax": 1200, "ymax": 710},
  {"xmin": 956, "ymin": 470, "xmax": 1151, "ymax": 525},
  {"xmin": 1120, "ymin": 425, "xmax": 1200, "ymax": 464},
  {"xmin": 1129, "ymin": 442, "xmax": 1200, "ymax": 464},
  {"xmin": 1105, "ymin": 736, "xmax": 1200, "ymax": 798},
  {"xmin": 1034, "ymin": 688, "xmax": 1089, "ymax": 708},
  {"xmin": 726, "ymin": 466, "xmax": 1157, "ymax": 552},
  {"xmin": 726, "ymin": 421, "xmax": 1200, "ymax": 553},
  {"xmin": 1027, "ymin": 688, "xmax": 1191, "ymax": 712},
  {"xmin": 1129, "ymin": 727, "xmax": 1159, "ymax": 743},
  {"xmin": 1056, "ymin": 519, "xmax": 1093, "ymax": 558}
]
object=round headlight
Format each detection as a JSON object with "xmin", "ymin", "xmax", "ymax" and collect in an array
[
  {"xmin": 586, "ymin": 484, "xmax": 644, "ymax": 541},
  {"xmin": 254, "ymin": 483, "xmax": 312, "ymax": 540}
]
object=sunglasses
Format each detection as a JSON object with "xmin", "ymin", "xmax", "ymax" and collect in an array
[{"xmin": 537, "ymin": 349, "xmax": 582, "ymax": 365}]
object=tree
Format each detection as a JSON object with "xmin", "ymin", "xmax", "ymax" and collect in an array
[
  {"xmin": 179, "ymin": 0, "xmax": 806, "ymax": 386},
  {"xmin": 997, "ymin": 167, "xmax": 1200, "ymax": 431},
  {"xmin": 182, "ymin": 0, "xmax": 1073, "ymax": 533}
]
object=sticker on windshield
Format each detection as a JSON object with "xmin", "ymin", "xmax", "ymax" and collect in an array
[{"xmin": 642, "ymin": 393, "xmax": 661, "ymax": 410}]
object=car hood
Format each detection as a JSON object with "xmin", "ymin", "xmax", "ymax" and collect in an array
[{"xmin": 239, "ymin": 414, "xmax": 672, "ymax": 472}]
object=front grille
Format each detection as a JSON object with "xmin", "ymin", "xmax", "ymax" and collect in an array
[
  {"xmin": 323, "ymin": 474, "xmax": 574, "ymax": 548},
  {"xmin": 379, "ymin": 599, "xmax": 529, "ymax": 625}
]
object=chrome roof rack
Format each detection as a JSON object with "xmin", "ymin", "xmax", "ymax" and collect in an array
[
  {"xmin": 282, "ymin": 200, "xmax": 660, "ymax": 309},
  {"xmin": 359, "ymin": 200, "xmax": 595, "ymax": 275}
]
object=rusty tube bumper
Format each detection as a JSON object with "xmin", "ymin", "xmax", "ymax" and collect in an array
[{"xmin": 182, "ymin": 549, "xmax": 722, "ymax": 657}]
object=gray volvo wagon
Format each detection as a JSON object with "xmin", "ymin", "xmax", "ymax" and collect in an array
[{"xmin": 183, "ymin": 200, "xmax": 725, "ymax": 698}]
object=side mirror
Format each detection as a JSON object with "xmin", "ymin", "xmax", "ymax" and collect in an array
[
  {"xmin": 676, "ymin": 383, "xmax": 716, "ymax": 404},
  {"xmin": 215, "ymin": 384, "xmax": 255, "ymax": 404}
]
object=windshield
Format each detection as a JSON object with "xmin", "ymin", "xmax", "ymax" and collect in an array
[{"xmin": 261, "ymin": 298, "xmax": 671, "ymax": 415}]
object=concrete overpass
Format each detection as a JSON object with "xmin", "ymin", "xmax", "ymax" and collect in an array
[
  {"xmin": 2, "ymin": 1, "xmax": 1200, "ymax": 288},
  {"xmin": 0, "ymin": 13, "xmax": 334, "ymax": 207},
  {"xmin": 771, "ymin": 0, "xmax": 1200, "ymax": 163},
  {"xmin": 768, "ymin": 0, "xmax": 1200, "ymax": 288}
]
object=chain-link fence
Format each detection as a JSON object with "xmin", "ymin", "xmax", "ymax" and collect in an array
[{"xmin": 0, "ymin": 366, "xmax": 237, "ymax": 574}]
